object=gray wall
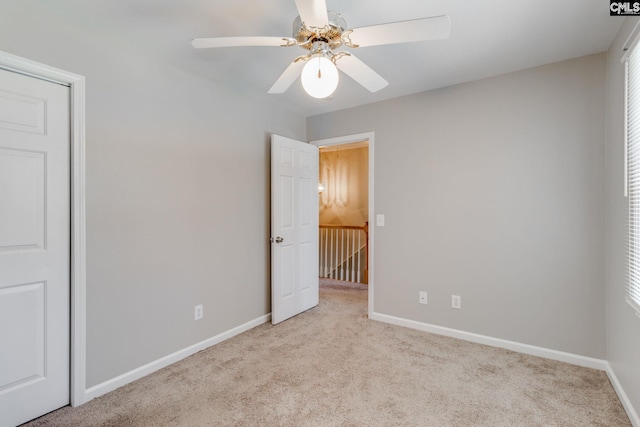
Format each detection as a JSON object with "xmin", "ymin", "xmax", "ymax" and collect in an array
[
  {"xmin": 319, "ymin": 147, "xmax": 369, "ymax": 226},
  {"xmin": 309, "ymin": 54, "xmax": 607, "ymax": 358},
  {"xmin": 606, "ymin": 17, "xmax": 640, "ymax": 414},
  {"xmin": 0, "ymin": 4, "xmax": 306, "ymax": 387}
]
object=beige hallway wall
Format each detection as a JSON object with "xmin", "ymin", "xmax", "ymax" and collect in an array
[{"xmin": 319, "ymin": 146, "xmax": 368, "ymax": 227}]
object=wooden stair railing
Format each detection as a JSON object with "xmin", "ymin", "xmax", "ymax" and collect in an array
[{"xmin": 319, "ymin": 222, "xmax": 368, "ymax": 284}]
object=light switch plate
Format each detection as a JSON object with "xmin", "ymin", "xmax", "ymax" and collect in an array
[{"xmin": 376, "ymin": 214, "xmax": 385, "ymax": 227}]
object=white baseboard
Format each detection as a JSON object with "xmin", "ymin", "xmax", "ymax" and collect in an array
[
  {"xmin": 605, "ymin": 362, "xmax": 640, "ymax": 427},
  {"xmin": 84, "ymin": 313, "xmax": 271, "ymax": 402},
  {"xmin": 369, "ymin": 311, "xmax": 607, "ymax": 370}
]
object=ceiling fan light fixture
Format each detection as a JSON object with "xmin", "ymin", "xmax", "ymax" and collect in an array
[{"xmin": 301, "ymin": 55, "xmax": 339, "ymax": 99}]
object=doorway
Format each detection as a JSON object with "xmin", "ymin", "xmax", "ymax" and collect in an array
[{"xmin": 311, "ymin": 132, "xmax": 375, "ymax": 318}]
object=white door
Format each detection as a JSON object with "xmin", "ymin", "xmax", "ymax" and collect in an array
[
  {"xmin": 0, "ymin": 68, "xmax": 70, "ymax": 426},
  {"xmin": 271, "ymin": 134, "xmax": 319, "ymax": 324}
]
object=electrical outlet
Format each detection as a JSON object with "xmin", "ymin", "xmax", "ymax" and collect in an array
[
  {"xmin": 451, "ymin": 295, "xmax": 461, "ymax": 309},
  {"xmin": 419, "ymin": 291, "xmax": 428, "ymax": 305},
  {"xmin": 194, "ymin": 304, "xmax": 203, "ymax": 320}
]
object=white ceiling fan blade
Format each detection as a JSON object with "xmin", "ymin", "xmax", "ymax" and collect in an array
[
  {"xmin": 347, "ymin": 15, "xmax": 451, "ymax": 48},
  {"xmin": 336, "ymin": 54, "xmax": 388, "ymax": 93},
  {"xmin": 191, "ymin": 36, "xmax": 292, "ymax": 49},
  {"xmin": 268, "ymin": 59, "xmax": 306, "ymax": 94},
  {"xmin": 294, "ymin": 0, "xmax": 329, "ymax": 28}
]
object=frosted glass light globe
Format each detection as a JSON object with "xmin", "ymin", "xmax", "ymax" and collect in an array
[{"xmin": 301, "ymin": 56, "xmax": 339, "ymax": 99}]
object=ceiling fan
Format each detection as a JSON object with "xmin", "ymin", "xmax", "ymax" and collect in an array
[{"xmin": 191, "ymin": 0, "xmax": 450, "ymax": 99}]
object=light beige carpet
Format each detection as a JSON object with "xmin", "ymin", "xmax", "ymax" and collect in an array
[{"xmin": 25, "ymin": 279, "xmax": 630, "ymax": 426}]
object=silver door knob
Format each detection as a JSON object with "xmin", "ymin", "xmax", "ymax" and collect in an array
[{"xmin": 270, "ymin": 236, "xmax": 284, "ymax": 243}]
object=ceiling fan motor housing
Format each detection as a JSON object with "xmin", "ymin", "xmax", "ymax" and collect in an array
[{"xmin": 293, "ymin": 11, "xmax": 347, "ymax": 50}]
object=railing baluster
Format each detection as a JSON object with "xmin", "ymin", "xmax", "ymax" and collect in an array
[
  {"xmin": 345, "ymin": 229, "xmax": 349, "ymax": 282},
  {"xmin": 342, "ymin": 229, "xmax": 346, "ymax": 281},
  {"xmin": 335, "ymin": 229, "xmax": 340, "ymax": 279},
  {"xmin": 322, "ymin": 228, "xmax": 326, "ymax": 278},
  {"xmin": 357, "ymin": 230, "xmax": 361, "ymax": 283},
  {"xmin": 320, "ymin": 228, "xmax": 324, "ymax": 277},
  {"xmin": 320, "ymin": 228, "xmax": 324, "ymax": 278},
  {"xmin": 350, "ymin": 230, "xmax": 355, "ymax": 282},
  {"xmin": 348, "ymin": 230, "xmax": 351, "ymax": 282},
  {"xmin": 320, "ymin": 228, "xmax": 325, "ymax": 278},
  {"xmin": 323, "ymin": 229, "xmax": 327, "ymax": 277},
  {"xmin": 340, "ymin": 228, "xmax": 344, "ymax": 280},
  {"xmin": 345, "ymin": 230, "xmax": 353, "ymax": 282},
  {"xmin": 329, "ymin": 229, "xmax": 333, "ymax": 279},
  {"xmin": 352, "ymin": 230, "xmax": 356, "ymax": 282}
]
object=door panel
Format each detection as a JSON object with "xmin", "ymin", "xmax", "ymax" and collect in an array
[
  {"xmin": 271, "ymin": 135, "xmax": 319, "ymax": 324},
  {"xmin": 0, "ymin": 68, "xmax": 70, "ymax": 427},
  {"xmin": 0, "ymin": 281, "xmax": 45, "ymax": 390},
  {"xmin": 280, "ymin": 175, "xmax": 294, "ymax": 229},
  {"xmin": 0, "ymin": 148, "xmax": 46, "ymax": 251},
  {"xmin": 0, "ymin": 89, "xmax": 46, "ymax": 134}
]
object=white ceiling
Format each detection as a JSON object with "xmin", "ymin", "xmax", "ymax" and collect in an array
[{"xmin": 49, "ymin": 0, "xmax": 622, "ymax": 117}]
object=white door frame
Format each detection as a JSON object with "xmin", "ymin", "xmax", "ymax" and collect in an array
[
  {"xmin": 311, "ymin": 132, "xmax": 374, "ymax": 318},
  {"xmin": 0, "ymin": 51, "xmax": 87, "ymax": 406}
]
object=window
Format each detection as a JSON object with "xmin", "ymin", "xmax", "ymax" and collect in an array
[{"xmin": 625, "ymin": 39, "xmax": 640, "ymax": 317}]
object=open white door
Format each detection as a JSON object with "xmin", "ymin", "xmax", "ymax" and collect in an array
[
  {"xmin": 0, "ymin": 68, "xmax": 70, "ymax": 425},
  {"xmin": 271, "ymin": 134, "xmax": 319, "ymax": 324}
]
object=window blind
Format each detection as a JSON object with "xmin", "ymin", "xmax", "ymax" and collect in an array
[{"xmin": 626, "ymin": 42, "xmax": 640, "ymax": 317}]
